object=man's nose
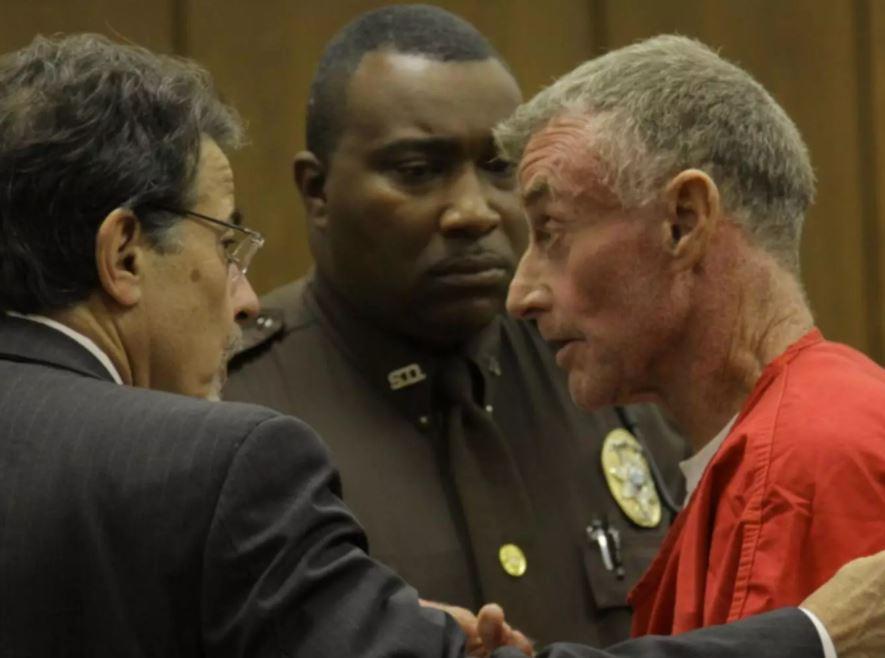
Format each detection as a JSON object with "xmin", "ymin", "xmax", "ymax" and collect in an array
[
  {"xmin": 232, "ymin": 274, "xmax": 260, "ymax": 321},
  {"xmin": 506, "ymin": 250, "xmax": 551, "ymax": 319},
  {"xmin": 439, "ymin": 168, "xmax": 500, "ymax": 237}
]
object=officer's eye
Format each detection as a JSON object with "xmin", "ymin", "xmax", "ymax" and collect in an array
[{"xmin": 390, "ymin": 159, "xmax": 446, "ymax": 185}]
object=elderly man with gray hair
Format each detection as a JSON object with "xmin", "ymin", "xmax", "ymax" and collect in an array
[{"xmin": 503, "ymin": 34, "xmax": 885, "ymax": 653}]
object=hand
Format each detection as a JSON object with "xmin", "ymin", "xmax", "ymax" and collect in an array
[
  {"xmin": 477, "ymin": 603, "xmax": 533, "ymax": 657},
  {"xmin": 419, "ymin": 599, "xmax": 533, "ymax": 657},
  {"xmin": 420, "ymin": 599, "xmax": 486, "ymax": 656},
  {"xmin": 802, "ymin": 550, "xmax": 885, "ymax": 658}
]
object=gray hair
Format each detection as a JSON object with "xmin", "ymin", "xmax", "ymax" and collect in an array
[
  {"xmin": 495, "ymin": 35, "xmax": 815, "ymax": 271},
  {"xmin": 0, "ymin": 33, "xmax": 244, "ymax": 314}
]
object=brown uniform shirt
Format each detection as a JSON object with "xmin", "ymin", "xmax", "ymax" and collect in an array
[{"xmin": 225, "ymin": 274, "xmax": 687, "ymax": 647}]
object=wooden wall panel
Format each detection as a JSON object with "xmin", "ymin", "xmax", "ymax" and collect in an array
[
  {"xmin": 182, "ymin": 0, "xmax": 315, "ymax": 299},
  {"xmin": 183, "ymin": 0, "xmax": 598, "ymax": 296},
  {"xmin": 867, "ymin": 0, "xmax": 885, "ymax": 361},
  {"xmin": 599, "ymin": 0, "xmax": 873, "ymax": 354},
  {"xmin": 4, "ymin": 1, "xmax": 882, "ymax": 358},
  {"xmin": 1, "ymin": 0, "xmax": 176, "ymax": 54}
]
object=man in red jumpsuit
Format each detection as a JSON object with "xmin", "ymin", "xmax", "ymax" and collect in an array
[{"xmin": 500, "ymin": 33, "xmax": 885, "ymax": 645}]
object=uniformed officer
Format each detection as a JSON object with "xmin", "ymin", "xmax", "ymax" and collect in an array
[{"xmin": 225, "ymin": 5, "xmax": 687, "ymax": 647}]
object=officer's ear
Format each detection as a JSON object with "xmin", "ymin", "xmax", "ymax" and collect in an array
[
  {"xmin": 660, "ymin": 168, "xmax": 721, "ymax": 271},
  {"xmin": 293, "ymin": 151, "xmax": 329, "ymax": 230}
]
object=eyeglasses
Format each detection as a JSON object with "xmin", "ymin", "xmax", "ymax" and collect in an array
[{"xmin": 149, "ymin": 206, "xmax": 265, "ymax": 278}]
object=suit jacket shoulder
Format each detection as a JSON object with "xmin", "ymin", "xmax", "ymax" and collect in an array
[{"xmin": 0, "ymin": 317, "xmax": 468, "ymax": 657}]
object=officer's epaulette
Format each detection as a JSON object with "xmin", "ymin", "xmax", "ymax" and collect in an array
[{"xmin": 236, "ymin": 308, "xmax": 285, "ymax": 356}]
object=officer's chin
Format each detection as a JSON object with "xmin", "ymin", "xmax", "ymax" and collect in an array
[{"xmin": 420, "ymin": 296, "xmax": 503, "ymax": 338}]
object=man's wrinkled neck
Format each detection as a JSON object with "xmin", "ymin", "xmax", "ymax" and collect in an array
[{"xmin": 656, "ymin": 245, "xmax": 814, "ymax": 452}]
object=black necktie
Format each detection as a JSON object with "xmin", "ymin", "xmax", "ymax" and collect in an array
[{"xmin": 437, "ymin": 356, "xmax": 536, "ymax": 607}]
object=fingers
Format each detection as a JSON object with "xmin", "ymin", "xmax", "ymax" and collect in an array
[
  {"xmin": 420, "ymin": 598, "xmax": 484, "ymax": 655},
  {"xmin": 509, "ymin": 628, "xmax": 534, "ymax": 656},
  {"xmin": 478, "ymin": 603, "xmax": 506, "ymax": 650},
  {"xmin": 477, "ymin": 603, "xmax": 534, "ymax": 657},
  {"xmin": 420, "ymin": 598, "xmax": 476, "ymax": 627},
  {"xmin": 421, "ymin": 599, "xmax": 534, "ymax": 657}
]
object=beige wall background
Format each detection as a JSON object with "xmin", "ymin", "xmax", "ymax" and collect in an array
[{"xmin": 4, "ymin": 0, "xmax": 884, "ymax": 362}]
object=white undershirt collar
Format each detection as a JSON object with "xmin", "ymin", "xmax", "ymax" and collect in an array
[
  {"xmin": 6, "ymin": 312, "xmax": 123, "ymax": 385},
  {"xmin": 679, "ymin": 414, "xmax": 738, "ymax": 505}
]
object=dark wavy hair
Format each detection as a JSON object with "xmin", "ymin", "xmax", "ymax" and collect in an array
[
  {"xmin": 306, "ymin": 4, "xmax": 505, "ymax": 163},
  {"xmin": 0, "ymin": 33, "xmax": 244, "ymax": 314}
]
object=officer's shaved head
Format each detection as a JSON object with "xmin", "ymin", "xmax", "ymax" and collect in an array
[{"xmin": 305, "ymin": 4, "xmax": 506, "ymax": 163}]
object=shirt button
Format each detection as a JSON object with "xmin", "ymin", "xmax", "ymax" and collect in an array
[
  {"xmin": 499, "ymin": 543, "xmax": 527, "ymax": 577},
  {"xmin": 418, "ymin": 415, "xmax": 431, "ymax": 429}
]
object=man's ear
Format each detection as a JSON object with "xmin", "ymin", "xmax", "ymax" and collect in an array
[
  {"xmin": 293, "ymin": 151, "xmax": 329, "ymax": 230},
  {"xmin": 95, "ymin": 208, "xmax": 147, "ymax": 307},
  {"xmin": 661, "ymin": 168, "xmax": 721, "ymax": 269}
]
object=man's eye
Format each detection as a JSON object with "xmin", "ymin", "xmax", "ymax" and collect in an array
[
  {"xmin": 481, "ymin": 156, "xmax": 515, "ymax": 177},
  {"xmin": 534, "ymin": 227, "xmax": 552, "ymax": 246},
  {"xmin": 220, "ymin": 236, "xmax": 239, "ymax": 258},
  {"xmin": 532, "ymin": 217, "xmax": 564, "ymax": 251},
  {"xmin": 390, "ymin": 160, "xmax": 444, "ymax": 184}
]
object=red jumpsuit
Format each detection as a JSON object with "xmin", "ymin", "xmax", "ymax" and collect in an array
[{"xmin": 629, "ymin": 329, "xmax": 885, "ymax": 635}]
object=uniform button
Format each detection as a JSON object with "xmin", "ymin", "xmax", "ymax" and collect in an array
[
  {"xmin": 485, "ymin": 404, "xmax": 494, "ymax": 414},
  {"xmin": 499, "ymin": 543, "xmax": 527, "ymax": 577},
  {"xmin": 418, "ymin": 415, "xmax": 431, "ymax": 429}
]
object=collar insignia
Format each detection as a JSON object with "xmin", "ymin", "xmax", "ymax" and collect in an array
[{"xmin": 387, "ymin": 363, "xmax": 427, "ymax": 390}]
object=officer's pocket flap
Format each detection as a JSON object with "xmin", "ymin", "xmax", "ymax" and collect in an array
[{"xmin": 581, "ymin": 536, "xmax": 660, "ymax": 610}]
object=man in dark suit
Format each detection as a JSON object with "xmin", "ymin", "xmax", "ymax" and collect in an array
[
  {"xmin": 0, "ymin": 30, "xmax": 883, "ymax": 658},
  {"xmin": 0, "ymin": 32, "xmax": 469, "ymax": 658}
]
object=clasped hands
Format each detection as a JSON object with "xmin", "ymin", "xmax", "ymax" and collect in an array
[
  {"xmin": 422, "ymin": 550, "xmax": 885, "ymax": 658},
  {"xmin": 420, "ymin": 599, "xmax": 533, "ymax": 657}
]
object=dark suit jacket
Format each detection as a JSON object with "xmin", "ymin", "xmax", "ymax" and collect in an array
[
  {"xmin": 0, "ymin": 316, "xmax": 463, "ymax": 657},
  {"xmin": 0, "ymin": 315, "xmax": 822, "ymax": 658}
]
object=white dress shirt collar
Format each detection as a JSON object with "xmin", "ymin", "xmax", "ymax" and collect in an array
[{"xmin": 6, "ymin": 312, "xmax": 123, "ymax": 385}]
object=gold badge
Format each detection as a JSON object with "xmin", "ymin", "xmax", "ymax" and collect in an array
[
  {"xmin": 601, "ymin": 428, "xmax": 662, "ymax": 528},
  {"xmin": 498, "ymin": 543, "xmax": 527, "ymax": 577}
]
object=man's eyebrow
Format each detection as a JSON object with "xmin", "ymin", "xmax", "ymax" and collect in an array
[
  {"xmin": 371, "ymin": 136, "xmax": 459, "ymax": 159},
  {"xmin": 521, "ymin": 178, "xmax": 551, "ymax": 208}
]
